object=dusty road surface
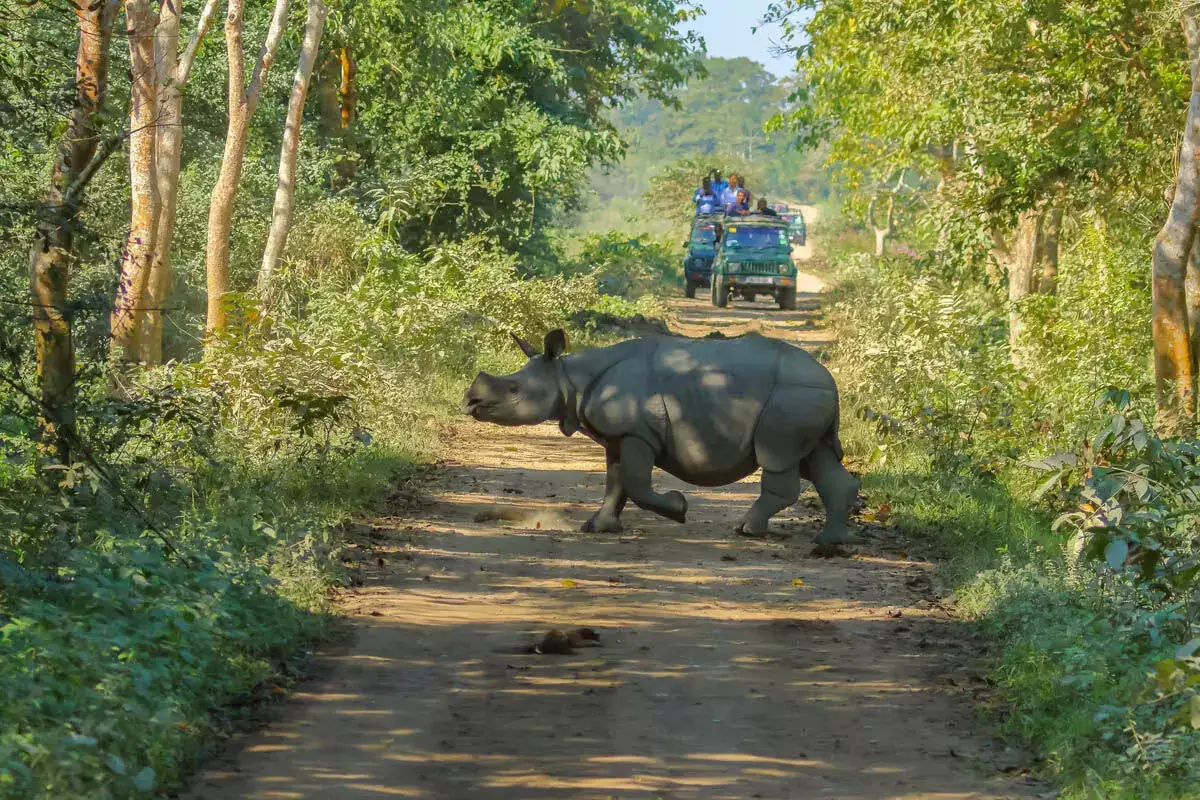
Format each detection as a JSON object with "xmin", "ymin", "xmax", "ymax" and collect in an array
[{"xmin": 188, "ymin": 240, "xmax": 1039, "ymax": 799}]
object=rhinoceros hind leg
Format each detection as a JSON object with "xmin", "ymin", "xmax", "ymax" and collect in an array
[
  {"xmin": 803, "ymin": 444, "xmax": 859, "ymax": 544},
  {"xmin": 736, "ymin": 465, "xmax": 801, "ymax": 536},
  {"xmin": 619, "ymin": 437, "xmax": 688, "ymax": 524}
]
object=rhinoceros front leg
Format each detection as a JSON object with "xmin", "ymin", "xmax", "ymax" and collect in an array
[
  {"xmin": 618, "ymin": 436, "xmax": 688, "ymax": 524},
  {"xmin": 736, "ymin": 465, "xmax": 801, "ymax": 537},
  {"xmin": 582, "ymin": 443, "xmax": 628, "ymax": 533}
]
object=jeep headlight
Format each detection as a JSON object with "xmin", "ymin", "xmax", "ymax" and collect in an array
[
  {"xmin": 727, "ymin": 262, "xmax": 740, "ymax": 273},
  {"xmin": 778, "ymin": 263, "xmax": 790, "ymax": 275}
]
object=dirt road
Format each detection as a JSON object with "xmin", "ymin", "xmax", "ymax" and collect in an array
[{"xmin": 188, "ymin": 255, "xmax": 1038, "ymax": 799}]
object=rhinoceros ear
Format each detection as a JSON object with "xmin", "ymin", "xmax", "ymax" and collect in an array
[
  {"xmin": 543, "ymin": 329, "xmax": 567, "ymax": 360},
  {"xmin": 511, "ymin": 333, "xmax": 539, "ymax": 359}
]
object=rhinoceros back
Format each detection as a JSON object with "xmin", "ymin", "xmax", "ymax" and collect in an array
[{"xmin": 570, "ymin": 335, "xmax": 839, "ymax": 485}]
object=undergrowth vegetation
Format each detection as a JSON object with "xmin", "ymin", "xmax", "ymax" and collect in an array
[
  {"xmin": 0, "ymin": 209, "xmax": 676, "ymax": 798},
  {"xmin": 826, "ymin": 230, "xmax": 1200, "ymax": 797}
]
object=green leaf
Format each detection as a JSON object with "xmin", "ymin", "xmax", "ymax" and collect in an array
[
  {"xmin": 1178, "ymin": 638, "xmax": 1200, "ymax": 659},
  {"xmin": 1030, "ymin": 470, "xmax": 1063, "ymax": 501},
  {"xmin": 133, "ymin": 767, "xmax": 156, "ymax": 792},
  {"xmin": 107, "ymin": 754, "xmax": 126, "ymax": 775},
  {"xmin": 1156, "ymin": 659, "xmax": 1179, "ymax": 691},
  {"xmin": 1104, "ymin": 538, "xmax": 1128, "ymax": 571}
]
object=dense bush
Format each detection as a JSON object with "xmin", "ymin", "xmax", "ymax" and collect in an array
[
  {"xmin": 0, "ymin": 207, "xmax": 660, "ymax": 797},
  {"xmin": 826, "ymin": 232, "xmax": 1200, "ymax": 797}
]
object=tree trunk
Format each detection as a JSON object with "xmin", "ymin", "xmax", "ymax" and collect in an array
[
  {"xmin": 141, "ymin": 0, "xmax": 220, "ymax": 364},
  {"xmin": 868, "ymin": 170, "xmax": 904, "ymax": 258},
  {"xmin": 1007, "ymin": 209, "xmax": 1045, "ymax": 366},
  {"xmin": 29, "ymin": 0, "xmax": 120, "ymax": 461},
  {"xmin": 868, "ymin": 194, "xmax": 894, "ymax": 257},
  {"xmin": 334, "ymin": 47, "xmax": 357, "ymax": 188},
  {"xmin": 1151, "ymin": 9, "xmax": 1200, "ymax": 434},
  {"xmin": 204, "ymin": 0, "xmax": 290, "ymax": 340},
  {"xmin": 1038, "ymin": 204, "xmax": 1063, "ymax": 295},
  {"xmin": 258, "ymin": 0, "xmax": 328, "ymax": 296},
  {"xmin": 110, "ymin": 0, "xmax": 160, "ymax": 367}
]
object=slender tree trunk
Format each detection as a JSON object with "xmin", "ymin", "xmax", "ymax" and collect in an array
[
  {"xmin": 29, "ymin": 0, "xmax": 120, "ymax": 461},
  {"xmin": 868, "ymin": 169, "xmax": 904, "ymax": 257},
  {"xmin": 1007, "ymin": 209, "xmax": 1045, "ymax": 366},
  {"xmin": 204, "ymin": 0, "xmax": 290, "ymax": 339},
  {"xmin": 141, "ymin": 0, "xmax": 220, "ymax": 364},
  {"xmin": 1151, "ymin": 9, "xmax": 1200, "ymax": 434},
  {"xmin": 868, "ymin": 194, "xmax": 894, "ymax": 257},
  {"xmin": 110, "ymin": 0, "xmax": 161, "ymax": 366},
  {"xmin": 1038, "ymin": 203, "xmax": 1063, "ymax": 295},
  {"xmin": 334, "ymin": 47, "xmax": 357, "ymax": 188},
  {"xmin": 258, "ymin": 0, "xmax": 328, "ymax": 295}
]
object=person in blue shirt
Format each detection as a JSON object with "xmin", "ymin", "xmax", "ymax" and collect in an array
[
  {"xmin": 729, "ymin": 174, "xmax": 752, "ymax": 208},
  {"xmin": 724, "ymin": 188, "xmax": 750, "ymax": 216},
  {"xmin": 721, "ymin": 173, "xmax": 740, "ymax": 206},
  {"xmin": 693, "ymin": 178, "xmax": 719, "ymax": 214},
  {"xmin": 710, "ymin": 170, "xmax": 729, "ymax": 198}
]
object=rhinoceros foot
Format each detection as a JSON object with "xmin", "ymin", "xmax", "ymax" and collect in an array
[
  {"xmin": 662, "ymin": 490, "xmax": 688, "ymax": 524},
  {"xmin": 813, "ymin": 527, "xmax": 859, "ymax": 546},
  {"xmin": 581, "ymin": 514, "xmax": 623, "ymax": 534},
  {"xmin": 734, "ymin": 520, "xmax": 769, "ymax": 538}
]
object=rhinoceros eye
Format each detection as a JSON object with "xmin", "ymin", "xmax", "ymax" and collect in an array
[{"xmin": 507, "ymin": 384, "xmax": 519, "ymax": 395}]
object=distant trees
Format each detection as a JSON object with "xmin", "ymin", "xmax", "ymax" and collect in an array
[
  {"xmin": 769, "ymin": 0, "xmax": 1194, "ymax": 425},
  {"xmin": 3, "ymin": 0, "xmax": 703, "ymax": 460}
]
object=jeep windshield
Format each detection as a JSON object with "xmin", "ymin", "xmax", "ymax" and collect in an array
[
  {"xmin": 723, "ymin": 226, "xmax": 787, "ymax": 250},
  {"xmin": 690, "ymin": 226, "xmax": 718, "ymax": 244}
]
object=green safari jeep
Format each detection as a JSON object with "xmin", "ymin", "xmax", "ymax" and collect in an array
[
  {"xmin": 682, "ymin": 213, "xmax": 723, "ymax": 298},
  {"xmin": 710, "ymin": 216, "xmax": 798, "ymax": 310}
]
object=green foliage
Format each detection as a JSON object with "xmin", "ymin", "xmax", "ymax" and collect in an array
[
  {"xmin": 343, "ymin": 0, "xmax": 705, "ymax": 253},
  {"xmin": 827, "ymin": 226, "xmax": 1200, "ymax": 794},
  {"xmin": 0, "ymin": 540, "xmax": 321, "ymax": 799},
  {"xmin": 565, "ymin": 231, "xmax": 681, "ymax": 298},
  {"xmin": 767, "ymin": 0, "xmax": 1186, "ymax": 257}
]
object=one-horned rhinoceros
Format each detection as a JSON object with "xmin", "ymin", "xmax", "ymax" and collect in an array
[{"xmin": 461, "ymin": 329, "xmax": 858, "ymax": 543}]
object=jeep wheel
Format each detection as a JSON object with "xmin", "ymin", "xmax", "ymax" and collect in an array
[
  {"xmin": 712, "ymin": 278, "xmax": 728, "ymax": 308},
  {"xmin": 778, "ymin": 286, "xmax": 796, "ymax": 311},
  {"xmin": 685, "ymin": 279, "xmax": 697, "ymax": 299}
]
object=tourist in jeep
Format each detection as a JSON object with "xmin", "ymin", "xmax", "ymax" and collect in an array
[
  {"xmin": 711, "ymin": 170, "xmax": 729, "ymax": 198},
  {"xmin": 693, "ymin": 178, "xmax": 719, "ymax": 214},
  {"xmin": 755, "ymin": 198, "xmax": 778, "ymax": 217},
  {"xmin": 725, "ymin": 188, "xmax": 751, "ymax": 216},
  {"xmin": 721, "ymin": 173, "xmax": 741, "ymax": 206}
]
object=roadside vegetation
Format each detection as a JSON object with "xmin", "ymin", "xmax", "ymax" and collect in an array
[
  {"xmin": 0, "ymin": 0, "xmax": 693, "ymax": 796},
  {"xmin": 768, "ymin": 0, "xmax": 1200, "ymax": 795}
]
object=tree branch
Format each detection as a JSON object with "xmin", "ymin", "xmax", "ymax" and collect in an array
[
  {"xmin": 245, "ymin": 0, "xmax": 291, "ymax": 111},
  {"xmin": 177, "ymin": 0, "xmax": 220, "ymax": 84},
  {"xmin": 63, "ymin": 131, "xmax": 126, "ymax": 207}
]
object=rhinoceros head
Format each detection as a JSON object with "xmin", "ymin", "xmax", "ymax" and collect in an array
[{"xmin": 461, "ymin": 329, "xmax": 567, "ymax": 426}]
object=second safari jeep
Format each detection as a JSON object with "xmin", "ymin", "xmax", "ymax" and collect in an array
[
  {"xmin": 710, "ymin": 216, "xmax": 798, "ymax": 310},
  {"xmin": 682, "ymin": 213, "xmax": 722, "ymax": 298}
]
